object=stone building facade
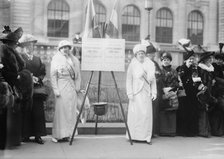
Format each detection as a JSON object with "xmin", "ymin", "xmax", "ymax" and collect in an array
[
  {"xmin": 1, "ymin": 0, "xmax": 219, "ymax": 66},
  {"xmin": 0, "ymin": 0, "xmax": 221, "ymax": 121}
]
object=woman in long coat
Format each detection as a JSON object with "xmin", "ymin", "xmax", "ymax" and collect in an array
[
  {"xmin": 176, "ymin": 51, "xmax": 200, "ymax": 136},
  {"xmin": 197, "ymin": 52, "xmax": 215, "ymax": 137},
  {"xmin": 18, "ymin": 34, "xmax": 47, "ymax": 144},
  {"xmin": 0, "ymin": 27, "xmax": 25, "ymax": 148},
  {"xmin": 51, "ymin": 40, "xmax": 81, "ymax": 142},
  {"xmin": 209, "ymin": 53, "xmax": 224, "ymax": 136},
  {"xmin": 126, "ymin": 44, "xmax": 157, "ymax": 144},
  {"xmin": 159, "ymin": 52, "xmax": 179, "ymax": 136}
]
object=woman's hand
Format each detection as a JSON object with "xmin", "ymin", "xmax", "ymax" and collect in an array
[
  {"xmin": 33, "ymin": 76, "xmax": 39, "ymax": 84},
  {"xmin": 151, "ymin": 94, "xmax": 157, "ymax": 101},
  {"xmin": 55, "ymin": 91, "xmax": 60, "ymax": 97}
]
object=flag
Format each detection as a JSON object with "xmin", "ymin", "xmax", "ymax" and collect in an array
[
  {"xmin": 82, "ymin": 0, "xmax": 101, "ymax": 38},
  {"xmin": 105, "ymin": 0, "xmax": 119, "ymax": 38}
]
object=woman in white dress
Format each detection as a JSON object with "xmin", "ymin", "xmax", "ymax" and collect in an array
[
  {"xmin": 50, "ymin": 40, "xmax": 81, "ymax": 142},
  {"xmin": 126, "ymin": 44, "xmax": 157, "ymax": 144}
]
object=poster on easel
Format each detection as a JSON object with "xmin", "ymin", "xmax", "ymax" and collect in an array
[{"xmin": 81, "ymin": 38, "xmax": 125, "ymax": 72}]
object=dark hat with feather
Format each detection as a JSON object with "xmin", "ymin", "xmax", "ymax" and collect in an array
[
  {"xmin": 0, "ymin": 26, "xmax": 23, "ymax": 43},
  {"xmin": 198, "ymin": 51, "xmax": 215, "ymax": 63}
]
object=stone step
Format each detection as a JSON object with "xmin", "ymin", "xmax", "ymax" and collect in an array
[{"xmin": 46, "ymin": 122, "xmax": 126, "ymax": 135}]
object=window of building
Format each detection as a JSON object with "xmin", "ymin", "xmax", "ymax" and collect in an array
[
  {"xmin": 156, "ymin": 8, "xmax": 173, "ymax": 43},
  {"xmin": 187, "ymin": 10, "xmax": 203, "ymax": 45},
  {"xmin": 95, "ymin": 2, "xmax": 106, "ymax": 36},
  {"xmin": 47, "ymin": 0, "xmax": 69, "ymax": 37},
  {"xmin": 95, "ymin": 3, "xmax": 106, "ymax": 26},
  {"xmin": 122, "ymin": 5, "xmax": 140, "ymax": 41}
]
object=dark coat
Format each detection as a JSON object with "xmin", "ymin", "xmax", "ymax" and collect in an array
[
  {"xmin": 176, "ymin": 64, "xmax": 199, "ymax": 136},
  {"xmin": 21, "ymin": 54, "xmax": 46, "ymax": 86},
  {"xmin": 161, "ymin": 65, "xmax": 179, "ymax": 89},
  {"xmin": 21, "ymin": 53, "xmax": 46, "ymax": 137},
  {"xmin": 0, "ymin": 44, "xmax": 25, "ymax": 88}
]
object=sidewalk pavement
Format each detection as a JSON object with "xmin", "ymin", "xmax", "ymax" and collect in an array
[{"xmin": 1, "ymin": 135, "xmax": 224, "ymax": 159}]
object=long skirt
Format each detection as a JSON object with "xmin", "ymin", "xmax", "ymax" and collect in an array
[
  {"xmin": 126, "ymin": 88, "xmax": 153, "ymax": 142},
  {"xmin": 6, "ymin": 103, "xmax": 22, "ymax": 148},
  {"xmin": 0, "ymin": 108, "xmax": 7, "ymax": 149},
  {"xmin": 31, "ymin": 96, "xmax": 46, "ymax": 137},
  {"xmin": 52, "ymin": 77, "xmax": 77, "ymax": 139},
  {"xmin": 198, "ymin": 110, "xmax": 211, "ymax": 137}
]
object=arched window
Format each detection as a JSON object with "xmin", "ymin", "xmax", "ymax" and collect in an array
[
  {"xmin": 95, "ymin": 3, "xmax": 106, "ymax": 26},
  {"xmin": 47, "ymin": 0, "xmax": 69, "ymax": 37},
  {"xmin": 187, "ymin": 11, "xmax": 203, "ymax": 45},
  {"xmin": 95, "ymin": 3, "xmax": 106, "ymax": 36},
  {"xmin": 156, "ymin": 8, "xmax": 173, "ymax": 43},
  {"xmin": 122, "ymin": 5, "xmax": 140, "ymax": 41}
]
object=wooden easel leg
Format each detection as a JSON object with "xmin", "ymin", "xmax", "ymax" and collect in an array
[
  {"xmin": 111, "ymin": 71, "xmax": 133, "ymax": 145},
  {"xmin": 95, "ymin": 71, "xmax": 101, "ymax": 135},
  {"xmin": 69, "ymin": 71, "xmax": 94, "ymax": 145}
]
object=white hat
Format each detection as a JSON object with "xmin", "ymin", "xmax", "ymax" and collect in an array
[
  {"xmin": 133, "ymin": 44, "xmax": 146, "ymax": 55},
  {"xmin": 18, "ymin": 34, "xmax": 37, "ymax": 46},
  {"xmin": 58, "ymin": 40, "xmax": 72, "ymax": 51}
]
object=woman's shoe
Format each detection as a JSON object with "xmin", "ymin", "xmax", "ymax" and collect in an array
[
  {"xmin": 146, "ymin": 141, "xmax": 152, "ymax": 145},
  {"xmin": 51, "ymin": 137, "xmax": 58, "ymax": 143},
  {"xmin": 22, "ymin": 137, "xmax": 31, "ymax": 142},
  {"xmin": 35, "ymin": 137, "xmax": 44, "ymax": 144}
]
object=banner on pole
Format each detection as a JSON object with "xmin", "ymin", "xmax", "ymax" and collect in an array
[{"xmin": 81, "ymin": 38, "xmax": 125, "ymax": 72}]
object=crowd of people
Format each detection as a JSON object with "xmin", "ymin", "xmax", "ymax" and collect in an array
[
  {"xmin": 126, "ymin": 39, "xmax": 224, "ymax": 145},
  {"xmin": 0, "ymin": 26, "xmax": 81, "ymax": 149},
  {"xmin": 0, "ymin": 25, "xmax": 224, "ymax": 149}
]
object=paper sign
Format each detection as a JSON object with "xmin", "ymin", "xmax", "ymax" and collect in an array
[{"xmin": 81, "ymin": 38, "xmax": 125, "ymax": 72}]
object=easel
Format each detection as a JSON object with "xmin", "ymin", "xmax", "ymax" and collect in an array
[{"xmin": 69, "ymin": 71, "xmax": 133, "ymax": 145}]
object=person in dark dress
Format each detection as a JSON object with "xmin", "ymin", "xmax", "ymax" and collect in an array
[
  {"xmin": 0, "ymin": 26, "xmax": 25, "ymax": 148},
  {"xmin": 197, "ymin": 51, "xmax": 216, "ymax": 137},
  {"xmin": 209, "ymin": 53, "xmax": 224, "ymax": 136},
  {"xmin": 18, "ymin": 34, "xmax": 47, "ymax": 144},
  {"xmin": 159, "ymin": 52, "xmax": 179, "ymax": 136},
  {"xmin": 141, "ymin": 39, "xmax": 162, "ymax": 137},
  {"xmin": 176, "ymin": 51, "xmax": 200, "ymax": 136}
]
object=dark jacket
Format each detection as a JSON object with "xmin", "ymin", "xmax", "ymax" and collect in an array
[{"xmin": 0, "ymin": 44, "xmax": 25, "ymax": 87}]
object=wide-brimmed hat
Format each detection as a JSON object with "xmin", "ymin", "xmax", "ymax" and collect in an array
[
  {"xmin": 58, "ymin": 40, "xmax": 72, "ymax": 51},
  {"xmin": 133, "ymin": 44, "xmax": 146, "ymax": 55},
  {"xmin": 160, "ymin": 52, "xmax": 172, "ymax": 61},
  {"xmin": 198, "ymin": 51, "xmax": 215, "ymax": 63},
  {"xmin": 18, "ymin": 34, "xmax": 37, "ymax": 47},
  {"xmin": 0, "ymin": 27, "xmax": 23, "ymax": 43},
  {"xmin": 183, "ymin": 50, "xmax": 195, "ymax": 61}
]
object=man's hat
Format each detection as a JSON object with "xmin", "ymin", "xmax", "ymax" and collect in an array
[
  {"xmin": 198, "ymin": 51, "xmax": 215, "ymax": 63},
  {"xmin": 0, "ymin": 27, "xmax": 23, "ymax": 43}
]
